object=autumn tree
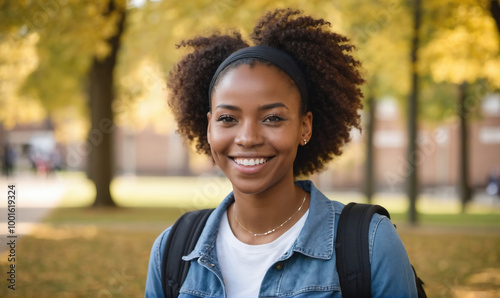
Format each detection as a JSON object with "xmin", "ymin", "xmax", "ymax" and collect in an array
[
  {"xmin": 0, "ymin": 0, "xmax": 126, "ymax": 207},
  {"xmin": 88, "ymin": 1, "xmax": 126, "ymax": 207},
  {"xmin": 420, "ymin": 0, "xmax": 500, "ymax": 212}
]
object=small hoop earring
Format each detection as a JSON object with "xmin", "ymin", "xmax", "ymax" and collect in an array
[{"xmin": 303, "ymin": 139, "xmax": 307, "ymax": 145}]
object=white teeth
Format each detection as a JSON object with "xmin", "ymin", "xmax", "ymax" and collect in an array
[{"xmin": 234, "ymin": 158, "xmax": 268, "ymax": 166}]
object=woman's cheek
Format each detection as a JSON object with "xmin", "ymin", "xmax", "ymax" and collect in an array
[{"xmin": 209, "ymin": 127, "xmax": 233, "ymax": 152}]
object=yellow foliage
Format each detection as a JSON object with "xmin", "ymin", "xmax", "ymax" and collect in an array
[
  {"xmin": 0, "ymin": 32, "xmax": 46, "ymax": 127},
  {"xmin": 14, "ymin": 0, "xmax": 499, "ymax": 134},
  {"xmin": 336, "ymin": 0, "xmax": 412, "ymax": 99},
  {"xmin": 484, "ymin": 59, "xmax": 500, "ymax": 87},
  {"xmin": 115, "ymin": 58, "xmax": 174, "ymax": 134},
  {"xmin": 94, "ymin": 40, "xmax": 112, "ymax": 60},
  {"xmin": 420, "ymin": 1, "xmax": 500, "ymax": 87}
]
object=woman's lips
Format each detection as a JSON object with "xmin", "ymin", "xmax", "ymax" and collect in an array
[{"xmin": 230, "ymin": 156, "xmax": 274, "ymax": 174}]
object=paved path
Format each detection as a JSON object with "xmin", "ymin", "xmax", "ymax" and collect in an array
[{"xmin": 0, "ymin": 174, "xmax": 66, "ymax": 254}]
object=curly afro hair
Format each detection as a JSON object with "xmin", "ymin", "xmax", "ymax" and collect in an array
[{"xmin": 167, "ymin": 8, "xmax": 364, "ymax": 177}]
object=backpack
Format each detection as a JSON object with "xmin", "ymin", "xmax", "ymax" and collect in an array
[
  {"xmin": 161, "ymin": 203, "xmax": 426, "ymax": 297},
  {"xmin": 161, "ymin": 209, "xmax": 214, "ymax": 297},
  {"xmin": 335, "ymin": 203, "xmax": 427, "ymax": 298}
]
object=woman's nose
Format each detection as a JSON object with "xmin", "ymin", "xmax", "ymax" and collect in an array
[{"xmin": 234, "ymin": 121, "xmax": 264, "ymax": 147}]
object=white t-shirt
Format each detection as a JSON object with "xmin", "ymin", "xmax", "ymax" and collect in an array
[{"xmin": 216, "ymin": 209, "xmax": 309, "ymax": 298}]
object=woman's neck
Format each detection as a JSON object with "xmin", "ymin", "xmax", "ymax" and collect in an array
[{"xmin": 228, "ymin": 179, "xmax": 310, "ymax": 245}]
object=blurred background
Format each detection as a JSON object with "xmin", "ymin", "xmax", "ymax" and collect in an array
[{"xmin": 0, "ymin": 0, "xmax": 500, "ymax": 297}]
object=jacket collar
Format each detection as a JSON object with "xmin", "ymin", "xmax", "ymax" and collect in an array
[{"xmin": 184, "ymin": 180, "xmax": 336, "ymax": 261}]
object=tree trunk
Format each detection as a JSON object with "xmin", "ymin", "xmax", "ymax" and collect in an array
[
  {"xmin": 489, "ymin": 0, "xmax": 500, "ymax": 200},
  {"xmin": 364, "ymin": 93, "xmax": 375, "ymax": 204},
  {"xmin": 88, "ymin": 1, "xmax": 126, "ymax": 207},
  {"xmin": 458, "ymin": 82, "xmax": 471, "ymax": 213},
  {"xmin": 490, "ymin": 0, "xmax": 500, "ymax": 40},
  {"xmin": 407, "ymin": 0, "xmax": 422, "ymax": 224}
]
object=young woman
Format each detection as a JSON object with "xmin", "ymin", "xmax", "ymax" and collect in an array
[{"xmin": 146, "ymin": 9, "xmax": 418, "ymax": 297}]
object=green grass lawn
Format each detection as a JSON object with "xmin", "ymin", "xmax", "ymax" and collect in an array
[
  {"xmin": 54, "ymin": 173, "xmax": 500, "ymax": 215},
  {"xmin": 1, "ymin": 174, "xmax": 500, "ymax": 297}
]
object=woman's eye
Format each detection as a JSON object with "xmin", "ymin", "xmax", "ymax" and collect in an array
[
  {"xmin": 217, "ymin": 115, "xmax": 236, "ymax": 123},
  {"xmin": 264, "ymin": 115, "xmax": 284, "ymax": 122}
]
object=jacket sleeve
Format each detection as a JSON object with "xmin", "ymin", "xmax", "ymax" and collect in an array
[
  {"xmin": 145, "ymin": 227, "xmax": 171, "ymax": 298},
  {"xmin": 369, "ymin": 215, "xmax": 418, "ymax": 298}
]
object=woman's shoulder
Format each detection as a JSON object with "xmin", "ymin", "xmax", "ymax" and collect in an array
[
  {"xmin": 152, "ymin": 226, "xmax": 172, "ymax": 259},
  {"xmin": 325, "ymin": 199, "xmax": 394, "ymax": 244}
]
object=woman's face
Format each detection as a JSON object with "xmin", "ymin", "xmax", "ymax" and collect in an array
[{"xmin": 208, "ymin": 63, "xmax": 312, "ymax": 195}]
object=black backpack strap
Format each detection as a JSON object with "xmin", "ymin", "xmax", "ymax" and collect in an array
[
  {"xmin": 413, "ymin": 266, "xmax": 427, "ymax": 298},
  {"xmin": 161, "ymin": 208, "xmax": 214, "ymax": 298},
  {"xmin": 335, "ymin": 202, "xmax": 390, "ymax": 298}
]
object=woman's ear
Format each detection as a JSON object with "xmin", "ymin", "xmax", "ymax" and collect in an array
[
  {"xmin": 207, "ymin": 112, "xmax": 212, "ymax": 144},
  {"xmin": 301, "ymin": 111, "xmax": 313, "ymax": 145}
]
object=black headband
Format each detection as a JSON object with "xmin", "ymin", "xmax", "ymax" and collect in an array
[{"xmin": 208, "ymin": 46, "xmax": 308, "ymax": 109}]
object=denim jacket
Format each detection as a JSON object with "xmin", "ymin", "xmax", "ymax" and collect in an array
[{"xmin": 146, "ymin": 180, "xmax": 418, "ymax": 297}]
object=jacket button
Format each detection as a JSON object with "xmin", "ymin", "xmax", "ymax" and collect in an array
[
  {"xmin": 209, "ymin": 264, "xmax": 215, "ymax": 267},
  {"xmin": 275, "ymin": 263, "xmax": 283, "ymax": 270}
]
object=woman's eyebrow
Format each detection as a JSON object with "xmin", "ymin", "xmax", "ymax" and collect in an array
[
  {"xmin": 215, "ymin": 103, "xmax": 289, "ymax": 111},
  {"xmin": 259, "ymin": 103, "xmax": 289, "ymax": 111},
  {"xmin": 215, "ymin": 104, "xmax": 240, "ymax": 111}
]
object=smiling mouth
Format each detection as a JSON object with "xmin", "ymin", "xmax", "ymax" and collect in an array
[{"xmin": 232, "ymin": 157, "xmax": 272, "ymax": 166}]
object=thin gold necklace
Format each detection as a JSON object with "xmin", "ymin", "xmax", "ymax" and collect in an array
[{"xmin": 233, "ymin": 192, "xmax": 307, "ymax": 237}]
